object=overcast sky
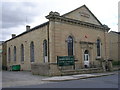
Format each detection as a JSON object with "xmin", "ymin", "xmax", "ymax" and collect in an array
[{"xmin": 1, "ymin": 0, "xmax": 120, "ymax": 41}]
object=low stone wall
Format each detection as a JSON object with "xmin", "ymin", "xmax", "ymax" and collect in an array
[
  {"xmin": 31, "ymin": 63, "xmax": 62, "ymax": 76},
  {"xmin": 49, "ymin": 63, "xmax": 61, "ymax": 76},
  {"xmin": 113, "ymin": 66, "xmax": 120, "ymax": 71},
  {"xmin": 61, "ymin": 68, "xmax": 104, "ymax": 76},
  {"xmin": 31, "ymin": 63, "xmax": 50, "ymax": 76},
  {"xmin": 31, "ymin": 61, "xmax": 114, "ymax": 76}
]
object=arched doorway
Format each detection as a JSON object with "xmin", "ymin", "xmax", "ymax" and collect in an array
[{"xmin": 84, "ymin": 50, "xmax": 90, "ymax": 68}]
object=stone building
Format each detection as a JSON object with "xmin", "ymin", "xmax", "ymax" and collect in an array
[
  {"xmin": 108, "ymin": 31, "xmax": 120, "ymax": 61},
  {"xmin": 2, "ymin": 5, "xmax": 111, "ymax": 75},
  {"xmin": 0, "ymin": 41, "xmax": 4, "ymax": 70},
  {"xmin": 2, "ymin": 41, "xmax": 7, "ymax": 70},
  {"xmin": 118, "ymin": 32, "xmax": 120, "ymax": 61}
]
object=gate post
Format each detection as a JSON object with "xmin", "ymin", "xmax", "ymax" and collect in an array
[{"xmin": 107, "ymin": 59, "xmax": 113, "ymax": 71}]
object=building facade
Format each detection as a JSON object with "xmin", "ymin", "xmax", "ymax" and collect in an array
[
  {"xmin": 118, "ymin": 32, "xmax": 120, "ymax": 61},
  {"xmin": 108, "ymin": 31, "xmax": 120, "ymax": 61},
  {"xmin": 0, "ymin": 41, "xmax": 4, "ymax": 70},
  {"xmin": 3, "ymin": 5, "xmax": 112, "ymax": 75}
]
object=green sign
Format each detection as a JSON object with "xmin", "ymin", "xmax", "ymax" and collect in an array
[{"xmin": 57, "ymin": 56, "xmax": 75, "ymax": 66}]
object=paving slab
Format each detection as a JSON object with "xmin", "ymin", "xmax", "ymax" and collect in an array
[{"xmin": 42, "ymin": 72, "xmax": 117, "ymax": 81}]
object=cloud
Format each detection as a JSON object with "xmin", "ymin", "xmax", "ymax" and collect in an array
[
  {"xmin": 1, "ymin": 26, "xmax": 26, "ymax": 41},
  {"xmin": 1, "ymin": 0, "xmax": 119, "ymax": 41},
  {"xmin": 118, "ymin": 1, "xmax": 120, "ymax": 32},
  {"xmin": 2, "ymin": 1, "xmax": 40, "ymax": 29}
]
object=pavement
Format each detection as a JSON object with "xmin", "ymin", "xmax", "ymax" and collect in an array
[
  {"xmin": 14, "ymin": 74, "xmax": 119, "ymax": 88},
  {"xmin": 2, "ymin": 71, "xmax": 50, "ymax": 88},
  {"xmin": 42, "ymin": 72, "xmax": 118, "ymax": 81}
]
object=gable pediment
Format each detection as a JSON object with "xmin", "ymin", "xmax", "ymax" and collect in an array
[{"xmin": 63, "ymin": 5, "xmax": 102, "ymax": 26}]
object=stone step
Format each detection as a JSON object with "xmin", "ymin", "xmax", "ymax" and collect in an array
[{"xmin": 61, "ymin": 68, "xmax": 103, "ymax": 76}]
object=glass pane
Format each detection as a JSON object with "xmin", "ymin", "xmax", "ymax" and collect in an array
[
  {"xmin": 84, "ymin": 55, "xmax": 86, "ymax": 61},
  {"xmin": 30, "ymin": 42, "xmax": 34, "ymax": 62},
  {"xmin": 8, "ymin": 48, "xmax": 11, "ymax": 62},
  {"xmin": 14, "ymin": 47, "xmax": 16, "ymax": 61},
  {"xmin": 21, "ymin": 44, "xmax": 24, "ymax": 62},
  {"xmin": 68, "ymin": 36, "xmax": 73, "ymax": 56},
  {"xmin": 97, "ymin": 39, "xmax": 101, "ymax": 56},
  {"xmin": 86, "ymin": 55, "xmax": 88, "ymax": 61}
]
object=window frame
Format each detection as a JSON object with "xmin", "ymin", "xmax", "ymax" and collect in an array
[
  {"xmin": 30, "ymin": 41, "xmax": 35, "ymax": 62},
  {"xmin": 21, "ymin": 44, "xmax": 24, "ymax": 62},
  {"xmin": 8, "ymin": 47, "xmax": 11, "ymax": 62},
  {"xmin": 67, "ymin": 36, "xmax": 74, "ymax": 56},
  {"xmin": 13, "ymin": 46, "xmax": 16, "ymax": 62},
  {"xmin": 43, "ymin": 39, "xmax": 47, "ymax": 63},
  {"xmin": 96, "ymin": 39, "xmax": 101, "ymax": 57}
]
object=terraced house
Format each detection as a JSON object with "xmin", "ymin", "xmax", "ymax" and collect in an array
[{"xmin": 3, "ymin": 5, "xmax": 113, "ymax": 76}]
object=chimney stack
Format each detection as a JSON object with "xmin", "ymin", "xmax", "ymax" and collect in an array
[
  {"xmin": 12, "ymin": 34, "xmax": 16, "ymax": 38},
  {"xmin": 26, "ymin": 25, "xmax": 30, "ymax": 31}
]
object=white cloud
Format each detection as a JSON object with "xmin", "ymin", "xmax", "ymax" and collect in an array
[
  {"xmin": 1, "ymin": 0, "xmax": 119, "ymax": 41},
  {"xmin": 118, "ymin": 1, "xmax": 120, "ymax": 32}
]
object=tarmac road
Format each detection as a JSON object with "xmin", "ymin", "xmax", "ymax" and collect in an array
[{"xmin": 12, "ymin": 74, "xmax": 119, "ymax": 88}]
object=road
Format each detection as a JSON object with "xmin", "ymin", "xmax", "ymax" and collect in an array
[{"xmin": 11, "ymin": 73, "xmax": 119, "ymax": 88}]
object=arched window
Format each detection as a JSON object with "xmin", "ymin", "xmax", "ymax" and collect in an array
[
  {"xmin": 14, "ymin": 46, "xmax": 16, "ymax": 62},
  {"xmin": 43, "ymin": 40, "xmax": 47, "ymax": 63},
  {"xmin": 30, "ymin": 42, "xmax": 34, "ymax": 62},
  {"xmin": 21, "ymin": 44, "xmax": 24, "ymax": 62},
  {"xmin": 97, "ymin": 39, "xmax": 101, "ymax": 57},
  {"xmin": 67, "ymin": 36, "xmax": 74, "ymax": 56},
  {"xmin": 8, "ymin": 47, "xmax": 11, "ymax": 62}
]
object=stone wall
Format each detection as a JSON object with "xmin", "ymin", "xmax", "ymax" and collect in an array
[
  {"xmin": 108, "ymin": 31, "xmax": 119, "ymax": 61},
  {"xmin": 31, "ymin": 63, "xmax": 50, "ymax": 76},
  {"xmin": 49, "ymin": 20, "xmax": 109, "ymax": 69},
  {"xmin": 6, "ymin": 25, "xmax": 48, "ymax": 71}
]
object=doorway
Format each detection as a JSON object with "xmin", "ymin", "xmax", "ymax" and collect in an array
[{"xmin": 84, "ymin": 50, "xmax": 90, "ymax": 68}]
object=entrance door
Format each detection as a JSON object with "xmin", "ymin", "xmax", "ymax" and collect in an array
[{"xmin": 84, "ymin": 50, "xmax": 90, "ymax": 68}]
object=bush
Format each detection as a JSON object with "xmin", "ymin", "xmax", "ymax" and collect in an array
[
  {"xmin": 2, "ymin": 66, "xmax": 7, "ymax": 70},
  {"xmin": 112, "ymin": 61, "xmax": 120, "ymax": 66}
]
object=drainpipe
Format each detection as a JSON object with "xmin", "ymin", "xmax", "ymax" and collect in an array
[{"xmin": 47, "ymin": 22, "xmax": 50, "ymax": 63}]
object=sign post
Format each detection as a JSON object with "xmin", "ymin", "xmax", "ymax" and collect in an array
[{"xmin": 57, "ymin": 56, "xmax": 75, "ymax": 66}]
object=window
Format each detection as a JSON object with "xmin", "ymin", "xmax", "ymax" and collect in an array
[
  {"xmin": 21, "ymin": 44, "xmax": 24, "ymax": 62},
  {"xmin": 13, "ymin": 46, "xmax": 16, "ymax": 62},
  {"xmin": 8, "ymin": 47, "xmax": 11, "ymax": 62},
  {"xmin": 97, "ymin": 39, "xmax": 101, "ymax": 57},
  {"xmin": 30, "ymin": 42, "xmax": 34, "ymax": 62},
  {"xmin": 67, "ymin": 36, "xmax": 74, "ymax": 56},
  {"xmin": 43, "ymin": 40, "xmax": 47, "ymax": 63}
]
